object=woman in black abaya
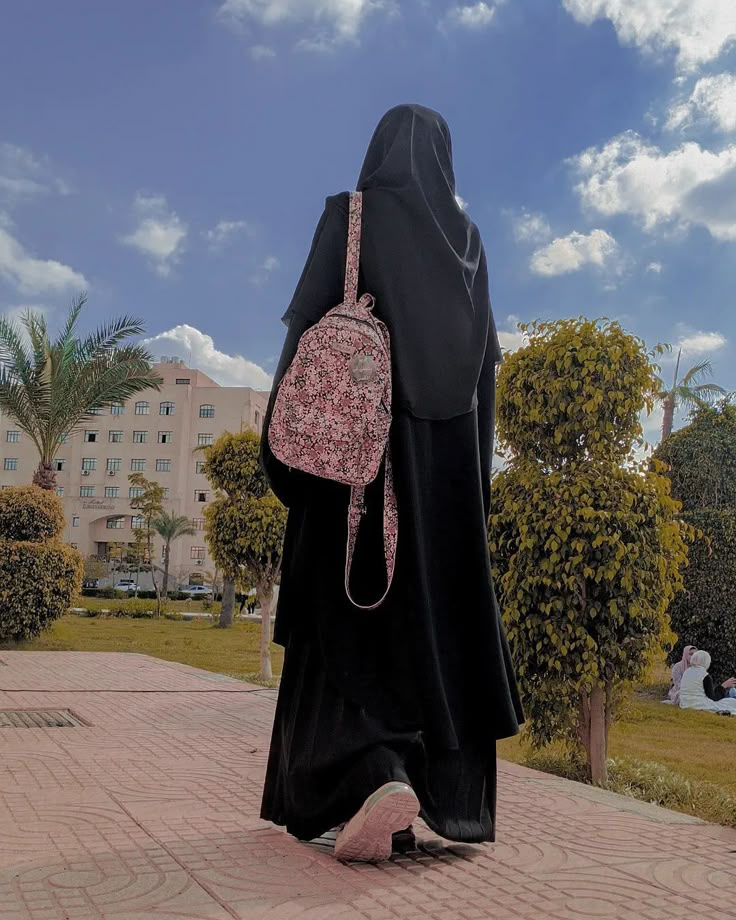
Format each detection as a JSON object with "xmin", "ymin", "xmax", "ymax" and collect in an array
[{"xmin": 260, "ymin": 104, "xmax": 524, "ymax": 862}]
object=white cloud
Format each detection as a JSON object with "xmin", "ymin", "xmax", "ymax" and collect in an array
[
  {"xmin": 646, "ymin": 261, "xmax": 663, "ymax": 273},
  {"xmin": 0, "ymin": 143, "xmax": 70, "ymax": 203},
  {"xmin": 570, "ymin": 131, "xmax": 736, "ymax": 242},
  {"xmin": 121, "ymin": 193, "xmax": 188, "ymax": 277},
  {"xmin": 497, "ymin": 314, "xmax": 527, "ymax": 354},
  {"xmin": 218, "ymin": 0, "xmax": 382, "ymax": 46},
  {"xmin": 511, "ymin": 208, "xmax": 552, "ymax": 243},
  {"xmin": 676, "ymin": 329, "xmax": 727, "ymax": 356},
  {"xmin": 530, "ymin": 228, "xmax": 619, "ymax": 276},
  {"xmin": 143, "ymin": 324, "xmax": 273, "ymax": 389},
  {"xmin": 666, "ymin": 73, "xmax": 736, "ymax": 134},
  {"xmin": 204, "ymin": 219, "xmax": 255, "ymax": 251},
  {"xmin": 446, "ymin": 2, "xmax": 499, "ymax": 29},
  {"xmin": 0, "ymin": 225, "xmax": 87, "ymax": 294},
  {"xmin": 262, "ymin": 255, "xmax": 280, "ymax": 272},
  {"xmin": 562, "ymin": 0, "xmax": 736, "ymax": 72},
  {"xmin": 249, "ymin": 254, "xmax": 281, "ymax": 285},
  {"xmin": 250, "ymin": 44, "xmax": 277, "ymax": 59}
]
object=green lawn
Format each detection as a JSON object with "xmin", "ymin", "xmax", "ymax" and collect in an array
[
  {"xmin": 23, "ymin": 614, "xmax": 284, "ymax": 683},
  {"xmin": 21, "ymin": 614, "xmax": 736, "ymax": 801}
]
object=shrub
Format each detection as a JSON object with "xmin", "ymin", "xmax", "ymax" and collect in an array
[
  {"xmin": 668, "ymin": 510, "xmax": 736, "ymax": 683},
  {"xmin": 0, "ymin": 486, "xmax": 64, "ymax": 542},
  {"xmin": 0, "ymin": 541, "xmax": 83, "ymax": 643}
]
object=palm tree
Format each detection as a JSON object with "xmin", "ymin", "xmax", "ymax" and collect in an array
[
  {"xmin": 152, "ymin": 511, "xmax": 196, "ymax": 597},
  {"xmin": 0, "ymin": 295, "xmax": 162, "ymax": 489},
  {"xmin": 660, "ymin": 348, "xmax": 727, "ymax": 442}
]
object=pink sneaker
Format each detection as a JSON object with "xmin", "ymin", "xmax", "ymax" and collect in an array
[{"xmin": 334, "ymin": 783, "xmax": 421, "ymax": 863}]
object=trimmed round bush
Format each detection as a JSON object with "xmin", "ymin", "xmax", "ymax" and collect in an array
[
  {"xmin": 0, "ymin": 541, "xmax": 83, "ymax": 643},
  {"xmin": 0, "ymin": 486, "xmax": 64, "ymax": 542}
]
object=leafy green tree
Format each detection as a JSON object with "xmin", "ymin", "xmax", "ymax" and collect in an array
[
  {"xmin": 655, "ymin": 404, "xmax": 736, "ymax": 679},
  {"xmin": 152, "ymin": 511, "xmax": 196, "ymax": 597},
  {"xmin": 491, "ymin": 318, "xmax": 692, "ymax": 785},
  {"xmin": 659, "ymin": 348, "xmax": 727, "ymax": 441},
  {"xmin": 0, "ymin": 295, "xmax": 161, "ymax": 490},
  {"xmin": 129, "ymin": 474, "xmax": 166, "ymax": 613},
  {"xmin": 202, "ymin": 431, "xmax": 286, "ymax": 680}
]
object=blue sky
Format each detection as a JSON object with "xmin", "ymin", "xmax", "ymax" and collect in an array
[{"xmin": 1, "ymin": 0, "xmax": 735, "ymax": 440}]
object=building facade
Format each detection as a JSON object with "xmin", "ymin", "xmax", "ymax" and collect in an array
[{"xmin": 0, "ymin": 359, "xmax": 270, "ymax": 587}]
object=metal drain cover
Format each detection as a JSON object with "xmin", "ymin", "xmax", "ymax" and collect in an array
[{"xmin": 0, "ymin": 709, "xmax": 88, "ymax": 728}]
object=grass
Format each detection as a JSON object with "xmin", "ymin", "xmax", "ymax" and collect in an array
[
  {"xmin": 22, "ymin": 614, "xmax": 284, "ymax": 684},
  {"xmin": 73, "ymin": 596, "xmax": 219, "ymax": 614},
  {"xmin": 20, "ymin": 613, "xmax": 736, "ymax": 825}
]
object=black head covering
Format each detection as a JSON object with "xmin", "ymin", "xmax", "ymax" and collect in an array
[
  {"xmin": 280, "ymin": 104, "xmax": 501, "ymax": 420},
  {"xmin": 357, "ymin": 104, "xmax": 501, "ymax": 419}
]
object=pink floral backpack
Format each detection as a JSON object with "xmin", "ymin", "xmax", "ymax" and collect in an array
[{"xmin": 268, "ymin": 192, "xmax": 397, "ymax": 610}]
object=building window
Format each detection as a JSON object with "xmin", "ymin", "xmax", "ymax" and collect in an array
[
  {"xmin": 60, "ymin": 433, "xmax": 68, "ymax": 444},
  {"xmin": 176, "ymin": 377, "xmax": 191, "ymax": 385},
  {"xmin": 156, "ymin": 459, "xmax": 171, "ymax": 473},
  {"xmin": 80, "ymin": 486, "xmax": 96, "ymax": 498},
  {"xmin": 56, "ymin": 487, "xmax": 64, "ymax": 497},
  {"xmin": 129, "ymin": 487, "xmax": 145, "ymax": 499},
  {"xmin": 105, "ymin": 487, "xmax": 119, "ymax": 498},
  {"xmin": 192, "ymin": 517, "xmax": 206, "ymax": 531},
  {"xmin": 158, "ymin": 431, "xmax": 173, "ymax": 444},
  {"xmin": 130, "ymin": 459, "xmax": 146, "ymax": 472},
  {"xmin": 194, "ymin": 490, "xmax": 209, "ymax": 503},
  {"xmin": 72, "ymin": 515, "xmax": 80, "ymax": 527},
  {"xmin": 197, "ymin": 433, "xmax": 214, "ymax": 447},
  {"xmin": 131, "ymin": 515, "xmax": 145, "ymax": 530},
  {"xmin": 6, "ymin": 430, "xmax": 20, "ymax": 443},
  {"xmin": 106, "ymin": 516, "xmax": 125, "ymax": 530},
  {"xmin": 3, "ymin": 459, "xmax": 17, "ymax": 471},
  {"xmin": 109, "ymin": 430, "xmax": 124, "ymax": 443},
  {"xmin": 84, "ymin": 430, "xmax": 99, "ymax": 443},
  {"xmin": 160, "ymin": 401, "xmax": 175, "ymax": 416},
  {"xmin": 254, "ymin": 410, "xmax": 262, "ymax": 431},
  {"xmin": 55, "ymin": 458, "xmax": 66, "ymax": 472},
  {"xmin": 135, "ymin": 401, "xmax": 150, "ymax": 416},
  {"xmin": 88, "ymin": 406, "xmax": 104, "ymax": 416},
  {"xmin": 190, "ymin": 546, "xmax": 206, "ymax": 561},
  {"xmin": 161, "ymin": 487, "xmax": 170, "ymax": 499},
  {"xmin": 81, "ymin": 458, "xmax": 97, "ymax": 472},
  {"xmin": 195, "ymin": 460, "xmax": 206, "ymax": 474},
  {"xmin": 107, "ymin": 458, "xmax": 121, "ymax": 473},
  {"xmin": 133, "ymin": 430, "xmax": 148, "ymax": 443},
  {"xmin": 199, "ymin": 404, "xmax": 215, "ymax": 418},
  {"xmin": 110, "ymin": 401, "xmax": 125, "ymax": 415}
]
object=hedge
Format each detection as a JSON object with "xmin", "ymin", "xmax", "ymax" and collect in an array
[
  {"xmin": 0, "ymin": 486, "xmax": 65, "ymax": 542},
  {"xmin": 0, "ymin": 541, "xmax": 83, "ymax": 643},
  {"xmin": 668, "ymin": 510, "xmax": 736, "ymax": 683}
]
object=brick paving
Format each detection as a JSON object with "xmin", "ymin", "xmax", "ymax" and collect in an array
[{"xmin": 1, "ymin": 651, "xmax": 735, "ymax": 919}]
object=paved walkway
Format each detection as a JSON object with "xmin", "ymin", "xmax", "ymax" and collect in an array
[{"xmin": 1, "ymin": 652, "xmax": 736, "ymax": 920}]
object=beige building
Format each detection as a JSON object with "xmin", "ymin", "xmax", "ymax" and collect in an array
[{"xmin": 0, "ymin": 358, "xmax": 270, "ymax": 587}]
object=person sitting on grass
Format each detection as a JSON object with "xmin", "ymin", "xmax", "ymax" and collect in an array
[
  {"xmin": 678, "ymin": 651, "xmax": 736, "ymax": 715},
  {"xmin": 668, "ymin": 645, "xmax": 697, "ymax": 705}
]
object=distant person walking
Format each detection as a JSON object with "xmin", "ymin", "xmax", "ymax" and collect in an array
[{"xmin": 260, "ymin": 104, "xmax": 524, "ymax": 862}]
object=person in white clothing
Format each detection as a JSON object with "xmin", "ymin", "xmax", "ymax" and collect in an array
[{"xmin": 678, "ymin": 651, "xmax": 736, "ymax": 714}]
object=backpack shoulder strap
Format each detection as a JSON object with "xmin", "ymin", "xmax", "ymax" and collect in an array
[{"xmin": 343, "ymin": 191, "xmax": 363, "ymax": 306}]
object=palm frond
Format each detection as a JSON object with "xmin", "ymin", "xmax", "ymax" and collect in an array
[{"xmin": 680, "ymin": 359, "xmax": 713, "ymax": 387}]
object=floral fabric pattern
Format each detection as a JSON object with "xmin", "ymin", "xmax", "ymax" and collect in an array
[{"xmin": 269, "ymin": 192, "xmax": 397, "ymax": 609}]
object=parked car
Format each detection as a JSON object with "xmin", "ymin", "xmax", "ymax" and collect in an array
[
  {"xmin": 180, "ymin": 585, "xmax": 213, "ymax": 597},
  {"xmin": 114, "ymin": 580, "xmax": 140, "ymax": 593}
]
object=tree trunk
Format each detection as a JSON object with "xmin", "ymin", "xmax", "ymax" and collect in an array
[
  {"xmin": 219, "ymin": 577, "xmax": 235, "ymax": 628},
  {"xmin": 33, "ymin": 461, "xmax": 56, "ymax": 491},
  {"xmin": 162, "ymin": 542, "xmax": 170, "ymax": 598},
  {"xmin": 588, "ymin": 685, "xmax": 608, "ymax": 786},
  {"xmin": 259, "ymin": 585, "xmax": 274, "ymax": 682},
  {"xmin": 148, "ymin": 533, "xmax": 161, "ymax": 615},
  {"xmin": 661, "ymin": 394, "xmax": 675, "ymax": 441}
]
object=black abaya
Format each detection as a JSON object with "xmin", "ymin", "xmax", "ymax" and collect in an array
[{"xmin": 261, "ymin": 108, "xmax": 523, "ymax": 843}]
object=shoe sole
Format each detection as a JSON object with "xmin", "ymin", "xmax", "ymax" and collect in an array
[{"xmin": 335, "ymin": 783, "xmax": 420, "ymax": 863}]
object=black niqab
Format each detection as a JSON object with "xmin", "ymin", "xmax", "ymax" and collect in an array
[{"xmin": 285, "ymin": 103, "xmax": 502, "ymax": 420}]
